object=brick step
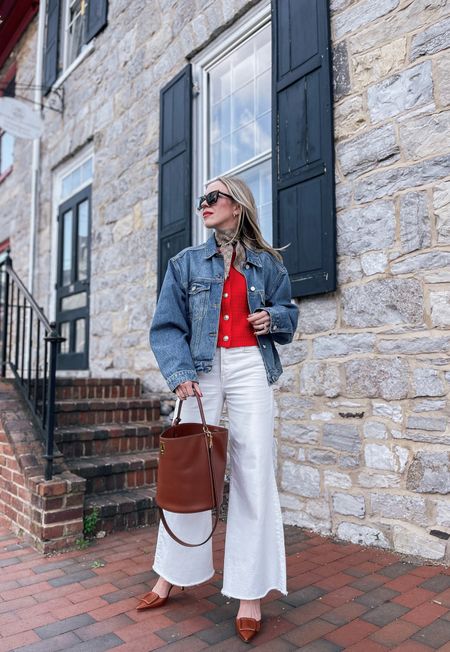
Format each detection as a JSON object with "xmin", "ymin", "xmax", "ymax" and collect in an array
[
  {"xmin": 85, "ymin": 487, "xmax": 158, "ymax": 534},
  {"xmin": 56, "ymin": 378, "xmax": 142, "ymax": 400},
  {"xmin": 55, "ymin": 397, "xmax": 160, "ymax": 426},
  {"xmin": 54, "ymin": 422, "xmax": 163, "ymax": 457},
  {"xmin": 66, "ymin": 451, "xmax": 159, "ymax": 495}
]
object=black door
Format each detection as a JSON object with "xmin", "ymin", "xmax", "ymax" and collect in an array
[{"xmin": 56, "ymin": 185, "xmax": 91, "ymax": 370}]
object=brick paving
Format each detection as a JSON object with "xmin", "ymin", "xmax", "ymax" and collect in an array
[{"xmin": 0, "ymin": 523, "xmax": 449, "ymax": 651}]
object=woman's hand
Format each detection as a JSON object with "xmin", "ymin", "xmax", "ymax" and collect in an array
[
  {"xmin": 174, "ymin": 381, "xmax": 202, "ymax": 400},
  {"xmin": 247, "ymin": 310, "xmax": 271, "ymax": 335}
]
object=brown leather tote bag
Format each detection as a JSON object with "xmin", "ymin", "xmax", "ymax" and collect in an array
[{"xmin": 156, "ymin": 394, "xmax": 228, "ymax": 547}]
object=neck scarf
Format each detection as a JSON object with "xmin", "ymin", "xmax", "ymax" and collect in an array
[{"xmin": 214, "ymin": 228, "xmax": 246, "ymax": 279}]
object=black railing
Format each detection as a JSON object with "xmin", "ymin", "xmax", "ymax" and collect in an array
[{"xmin": 0, "ymin": 251, "xmax": 65, "ymax": 480}]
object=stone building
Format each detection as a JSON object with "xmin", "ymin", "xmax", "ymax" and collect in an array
[{"xmin": 0, "ymin": 0, "xmax": 449, "ymax": 560}]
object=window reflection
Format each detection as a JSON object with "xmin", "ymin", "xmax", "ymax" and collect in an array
[{"xmin": 207, "ymin": 23, "xmax": 272, "ymax": 243}]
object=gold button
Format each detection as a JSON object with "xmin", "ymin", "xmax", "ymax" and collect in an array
[
  {"xmin": 223, "ymin": 292, "xmax": 229, "ymax": 298},
  {"xmin": 223, "ymin": 335, "xmax": 229, "ymax": 342},
  {"xmin": 223, "ymin": 315, "xmax": 229, "ymax": 320}
]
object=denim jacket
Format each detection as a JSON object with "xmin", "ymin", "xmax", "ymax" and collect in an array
[{"xmin": 150, "ymin": 234, "xmax": 299, "ymax": 391}]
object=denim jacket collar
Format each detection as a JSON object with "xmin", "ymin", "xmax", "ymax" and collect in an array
[{"xmin": 203, "ymin": 233, "xmax": 262, "ymax": 267}]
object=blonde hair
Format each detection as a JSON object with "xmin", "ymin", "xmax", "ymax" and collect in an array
[{"xmin": 212, "ymin": 175, "xmax": 284, "ymax": 262}]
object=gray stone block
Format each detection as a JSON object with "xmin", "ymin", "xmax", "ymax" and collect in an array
[
  {"xmin": 399, "ymin": 110, "xmax": 450, "ymax": 161},
  {"xmin": 300, "ymin": 361, "xmax": 341, "ymax": 398},
  {"xmin": 411, "ymin": 368, "xmax": 446, "ymax": 397},
  {"xmin": 281, "ymin": 461, "xmax": 321, "ymax": 498},
  {"xmin": 333, "ymin": 40, "xmax": 351, "ymax": 100},
  {"xmin": 313, "ymin": 333, "xmax": 376, "ymax": 359},
  {"xmin": 364, "ymin": 443, "xmax": 397, "ymax": 471},
  {"xmin": 344, "ymin": 357, "xmax": 409, "ymax": 400},
  {"xmin": 411, "ymin": 17, "xmax": 450, "ymax": 60},
  {"xmin": 367, "ymin": 61, "xmax": 433, "ymax": 122},
  {"xmin": 354, "ymin": 154, "xmax": 449, "ymax": 203},
  {"xmin": 280, "ymin": 422, "xmax": 320, "ymax": 444},
  {"xmin": 399, "ymin": 191, "xmax": 431, "ymax": 253},
  {"xmin": 361, "ymin": 251, "xmax": 388, "ymax": 276},
  {"xmin": 392, "ymin": 251, "xmax": 450, "ymax": 275},
  {"xmin": 278, "ymin": 340, "xmax": 308, "ymax": 366},
  {"xmin": 407, "ymin": 451, "xmax": 450, "ymax": 493},
  {"xmin": 342, "ymin": 279, "xmax": 424, "ymax": 328},
  {"xmin": 337, "ymin": 200, "xmax": 395, "ymax": 255},
  {"xmin": 323, "ymin": 423, "xmax": 361, "ymax": 452},
  {"xmin": 333, "ymin": 492, "xmax": 366, "ymax": 517},
  {"xmin": 298, "ymin": 294, "xmax": 338, "ymax": 334},
  {"xmin": 337, "ymin": 125, "xmax": 399, "ymax": 178},
  {"xmin": 407, "ymin": 415, "xmax": 447, "ymax": 431},
  {"xmin": 377, "ymin": 335, "xmax": 450, "ymax": 354},
  {"xmin": 370, "ymin": 493, "xmax": 428, "ymax": 524},
  {"xmin": 336, "ymin": 522, "xmax": 390, "ymax": 548},
  {"xmin": 363, "ymin": 421, "xmax": 388, "ymax": 440},
  {"xmin": 334, "ymin": 0, "xmax": 399, "ymax": 39},
  {"xmin": 308, "ymin": 449, "xmax": 338, "ymax": 465}
]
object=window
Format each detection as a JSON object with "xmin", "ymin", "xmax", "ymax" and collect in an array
[
  {"xmin": 193, "ymin": 5, "xmax": 272, "ymax": 243},
  {"xmin": 159, "ymin": 0, "xmax": 336, "ymax": 298},
  {"xmin": 0, "ymin": 76, "xmax": 15, "ymax": 177},
  {"xmin": 43, "ymin": 0, "xmax": 108, "ymax": 93},
  {"xmin": 59, "ymin": 0, "xmax": 88, "ymax": 73}
]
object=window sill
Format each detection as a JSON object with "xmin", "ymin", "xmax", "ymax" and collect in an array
[
  {"xmin": 0, "ymin": 165, "xmax": 13, "ymax": 184},
  {"xmin": 51, "ymin": 40, "xmax": 95, "ymax": 91}
]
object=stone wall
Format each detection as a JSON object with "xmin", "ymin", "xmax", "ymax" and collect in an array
[
  {"xmin": 0, "ymin": 0, "xmax": 449, "ymax": 560},
  {"xmin": 277, "ymin": 0, "xmax": 450, "ymax": 561}
]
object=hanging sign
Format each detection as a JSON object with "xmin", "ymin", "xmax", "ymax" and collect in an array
[{"xmin": 0, "ymin": 97, "xmax": 44, "ymax": 139}]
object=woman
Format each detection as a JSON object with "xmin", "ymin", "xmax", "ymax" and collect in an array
[{"xmin": 138, "ymin": 175, "xmax": 298, "ymax": 643}]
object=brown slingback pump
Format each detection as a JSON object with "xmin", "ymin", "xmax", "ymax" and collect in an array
[
  {"xmin": 235, "ymin": 616, "xmax": 261, "ymax": 643},
  {"xmin": 136, "ymin": 584, "xmax": 184, "ymax": 610}
]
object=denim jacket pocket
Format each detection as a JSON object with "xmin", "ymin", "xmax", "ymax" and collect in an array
[{"xmin": 188, "ymin": 280, "xmax": 211, "ymax": 322}]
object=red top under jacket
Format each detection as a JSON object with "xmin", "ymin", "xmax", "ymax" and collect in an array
[{"xmin": 217, "ymin": 262, "xmax": 258, "ymax": 348}]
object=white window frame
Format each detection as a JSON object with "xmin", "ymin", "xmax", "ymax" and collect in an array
[
  {"xmin": 191, "ymin": 0, "xmax": 271, "ymax": 245},
  {"xmin": 50, "ymin": 144, "xmax": 94, "ymax": 322},
  {"xmin": 52, "ymin": 0, "xmax": 95, "ymax": 91}
]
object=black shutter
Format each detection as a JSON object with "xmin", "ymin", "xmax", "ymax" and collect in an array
[
  {"xmin": 85, "ymin": 0, "xmax": 108, "ymax": 42},
  {"xmin": 158, "ymin": 65, "xmax": 192, "ymax": 291},
  {"xmin": 43, "ymin": 0, "xmax": 61, "ymax": 95},
  {"xmin": 272, "ymin": 0, "xmax": 336, "ymax": 297}
]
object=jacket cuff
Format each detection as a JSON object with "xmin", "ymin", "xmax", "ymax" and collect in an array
[
  {"xmin": 166, "ymin": 369, "xmax": 199, "ymax": 392},
  {"xmin": 264, "ymin": 306, "xmax": 290, "ymax": 334}
]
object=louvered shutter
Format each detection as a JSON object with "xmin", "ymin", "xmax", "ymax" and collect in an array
[
  {"xmin": 272, "ymin": 0, "xmax": 336, "ymax": 296},
  {"xmin": 43, "ymin": 0, "xmax": 61, "ymax": 95},
  {"xmin": 85, "ymin": 0, "xmax": 108, "ymax": 42},
  {"xmin": 158, "ymin": 65, "xmax": 192, "ymax": 291}
]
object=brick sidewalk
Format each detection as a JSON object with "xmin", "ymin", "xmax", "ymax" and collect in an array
[{"xmin": 0, "ymin": 523, "xmax": 449, "ymax": 651}]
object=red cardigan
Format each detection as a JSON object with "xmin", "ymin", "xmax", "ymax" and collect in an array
[{"xmin": 217, "ymin": 263, "xmax": 258, "ymax": 348}]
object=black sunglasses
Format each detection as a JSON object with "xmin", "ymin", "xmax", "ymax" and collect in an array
[{"xmin": 197, "ymin": 190, "xmax": 234, "ymax": 211}]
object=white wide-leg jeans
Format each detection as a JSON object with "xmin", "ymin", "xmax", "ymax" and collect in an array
[{"xmin": 153, "ymin": 346, "xmax": 287, "ymax": 600}]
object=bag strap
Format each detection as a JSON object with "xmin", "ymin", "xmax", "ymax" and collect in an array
[
  {"xmin": 172, "ymin": 391, "xmax": 207, "ymax": 426},
  {"xmin": 159, "ymin": 394, "xmax": 222, "ymax": 547}
]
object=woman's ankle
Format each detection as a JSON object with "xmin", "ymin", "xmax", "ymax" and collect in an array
[{"xmin": 237, "ymin": 598, "xmax": 261, "ymax": 620}]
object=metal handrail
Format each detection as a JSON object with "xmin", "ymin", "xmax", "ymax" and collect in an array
[{"xmin": 0, "ymin": 251, "xmax": 65, "ymax": 480}]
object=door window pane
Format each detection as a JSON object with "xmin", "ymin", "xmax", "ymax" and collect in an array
[
  {"xmin": 59, "ymin": 322, "xmax": 70, "ymax": 353},
  {"xmin": 61, "ymin": 291, "xmax": 87, "ymax": 311},
  {"xmin": 75, "ymin": 318, "xmax": 85, "ymax": 352},
  {"xmin": 77, "ymin": 199, "xmax": 89, "ymax": 280},
  {"xmin": 62, "ymin": 209, "xmax": 73, "ymax": 286}
]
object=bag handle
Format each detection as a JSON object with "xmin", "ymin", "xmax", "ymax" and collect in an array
[
  {"xmin": 172, "ymin": 391, "xmax": 207, "ymax": 427},
  {"xmin": 158, "ymin": 394, "xmax": 222, "ymax": 547}
]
